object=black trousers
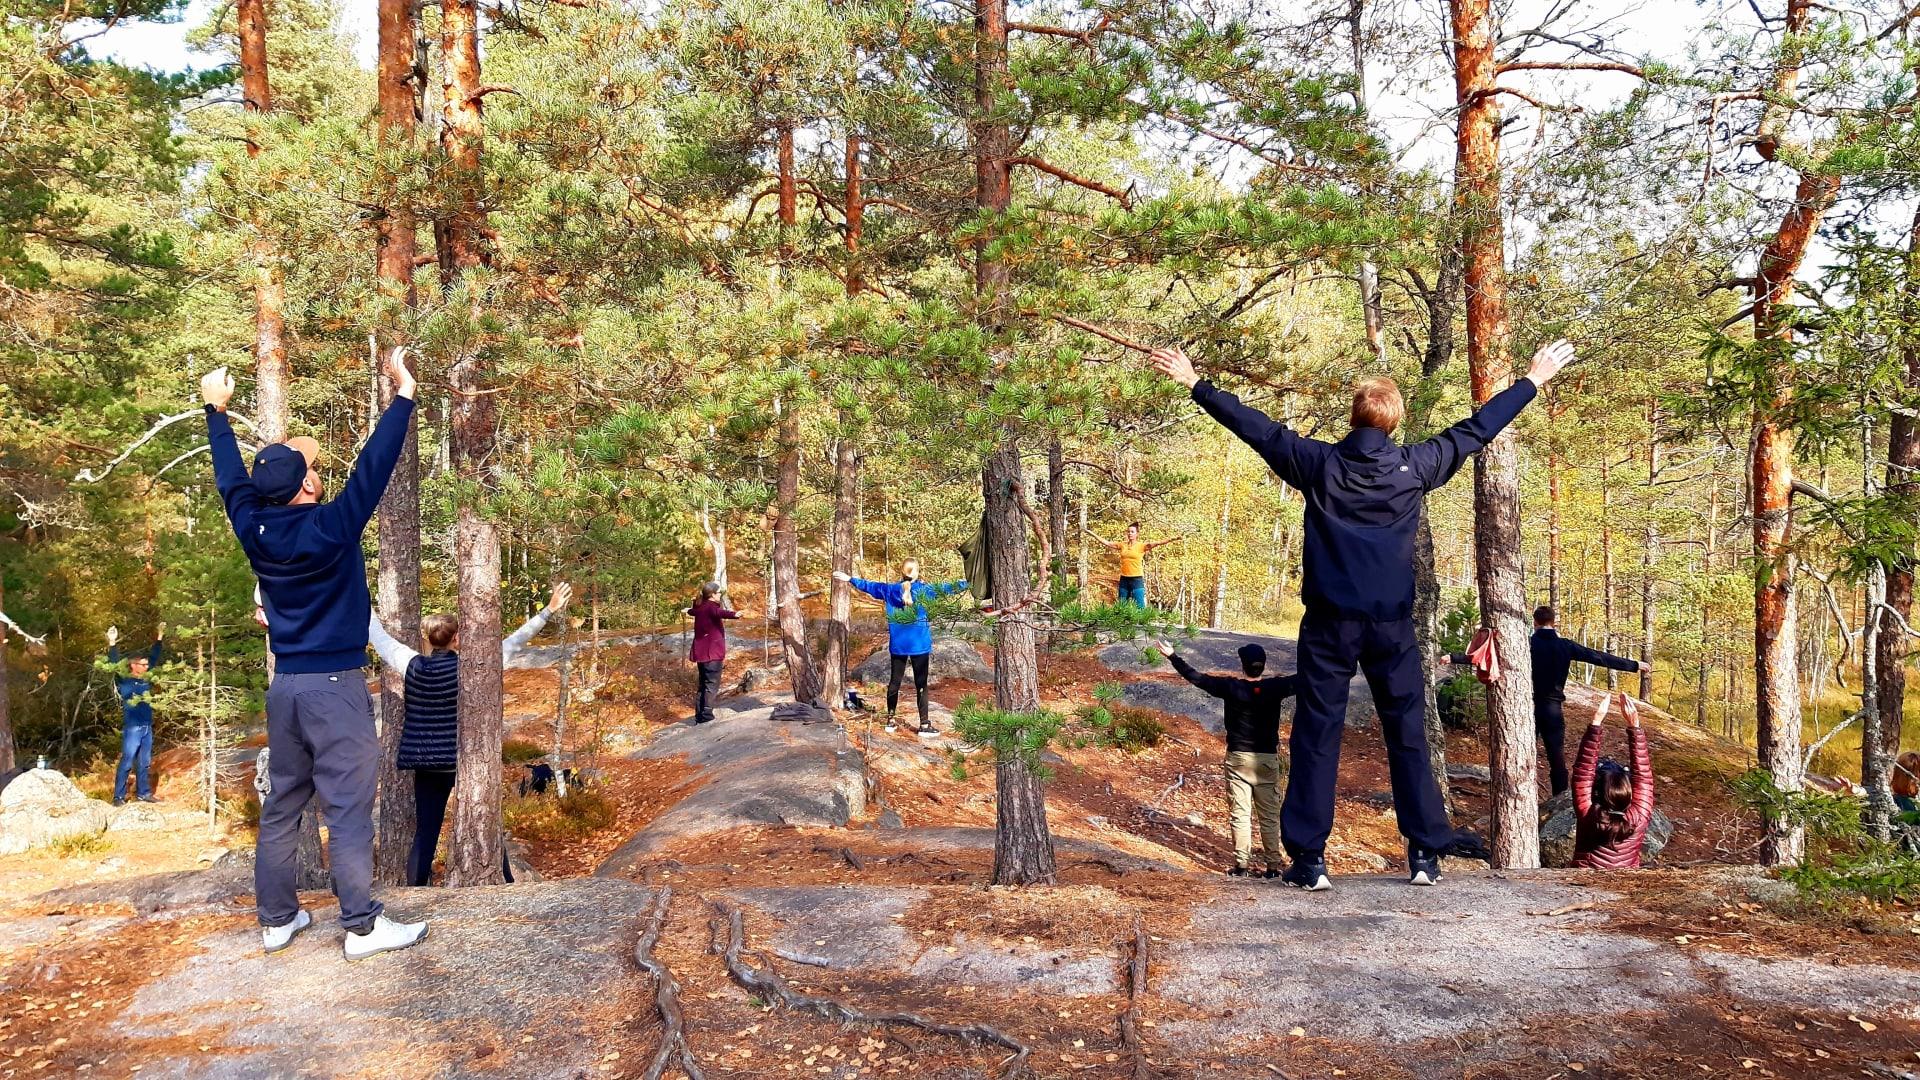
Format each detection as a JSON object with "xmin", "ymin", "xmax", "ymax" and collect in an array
[
  {"xmin": 409, "ymin": 769, "xmax": 513, "ymax": 887},
  {"xmin": 887, "ymin": 652, "xmax": 931, "ymax": 726},
  {"xmin": 1535, "ymin": 698, "xmax": 1569, "ymax": 796},
  {"xmin": 1282, "ymin": 612, "xmax": 1453, "ymax": 858},
  {"xmin": 694, "ymin": 660, "xmax": 724, "ymax": 723}
]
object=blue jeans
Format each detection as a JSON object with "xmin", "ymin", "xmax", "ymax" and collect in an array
[
  {"xmin": 1117, "ymin": 576, "xmax": 1146, "ymax": 608},
  {"xmin": 114, "ymin": 724, "xmax": 153, "ymax": 801}
]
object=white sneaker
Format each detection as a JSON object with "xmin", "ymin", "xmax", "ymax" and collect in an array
[
  {"xmin": 262, "ymin": 909, "xmax": 312, "ymax": 954},
  {"xmin": 343, "ymin": 915, "xmax": 429, "ymax": 960}
]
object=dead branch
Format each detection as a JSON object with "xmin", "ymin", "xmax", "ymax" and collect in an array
[
  {"xmin": 1496, "ymin": 60, "xmax": 1646, "ymax": 76},
  {"xmin": 468, "ymin": 84, "xmax": 519, "ymax": 104},
  {"xmin": 76, "ymin": 409, "xmax": 258, "ymax": 483},
  {"xmin": 1008, "ymin": 156, "xmax": 1133, "ymax": 208},
  {"xmin": 1117, "ymin": 917, "xmax": 1155, "ymax": 1080},
  {"xmin": 633, "ymin": 885, "xmax": 707, "ymax": 1080},
  {"xmin": 0, "ymin": 609, "xmax": 48, "ymax": 649},
  {"xmin": 1527, "ymin": 901, "xmax": 1598, "ymax": 917},
  {"xmin": 811, "ymin": 844, "xmax": 867, "ymax": 870},
  {"xmin": 711, "ymin": 902, "xmax": 1032, "ymax": 1078},
  {"xmin": 1051, "ymin": 314, "xmax": 1155, "ymax": 354}
]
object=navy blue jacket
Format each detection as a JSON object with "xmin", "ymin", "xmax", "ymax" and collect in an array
[
  {"xmin": 109, "ymin": 640, "xmax": 164, "ymax": 728},
  {"xmin": 1530, "ymin": 629, "xmax": 1638, "ymax": 704},
  {"xmin": 206, "ymin": 398, "xmax": 416, "ymax": 673},
  {"xmin": 1193, "ymin": 378, "xmax": 1538, "ymax": 620},
  {"xmin": 1168, "ymin": 652, "xmax": 1298, "ymax": 755}
]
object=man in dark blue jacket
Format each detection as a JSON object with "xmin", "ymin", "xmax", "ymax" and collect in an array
[
  {"xmin": 106, "ymin": 623, "xmax": 164, "ymax": 805},
  {"xmin": 1150, "ymin": 339, "xmax": 1576, "ymax": 890},
  {"xmin": 1446, "ymin": 606, "xmax": 1649, "ymax": 796},
  {"xmin": 202, "ymin": 350, "xmax": 428, "ymax": 960}
]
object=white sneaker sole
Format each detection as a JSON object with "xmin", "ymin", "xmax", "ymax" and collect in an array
[
  {"xmin": 344, "ymin": 924, "xmax": 429, "ymax": 961},
  {"xmin": 1409, "ymin": 870, "xmax": 1440, "ymax": 886},
  {"xmin": 262, "ymin": 911, "xmax": 313, "ymax": 955}
]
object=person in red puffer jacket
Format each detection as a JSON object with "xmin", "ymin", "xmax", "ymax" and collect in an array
[{"xmin": 1571, "ymin": 691, "xmax": 1656, "ymax": 869}]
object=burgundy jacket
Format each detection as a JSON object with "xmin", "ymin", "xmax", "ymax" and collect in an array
[
  {"xmin": 1570, "ymin": 722, "xmax": 1655, "ymax": 869},
  {"xmin": 688, "ymin": 600, "xmax": 739, "ymax": 664}
]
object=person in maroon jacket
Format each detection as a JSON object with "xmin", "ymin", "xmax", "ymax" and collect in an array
[
  {"xmin": 1570, "ymin": 692, "xmax": 1656, "ymax": 869},
  {"xmin": 687, "ymin": 583, "xmax": 750, "ymax": 724}
]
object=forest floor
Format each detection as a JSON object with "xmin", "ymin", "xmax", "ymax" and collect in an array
[{"xmin": 1, "ymin": 619, "xmax": 1917, "ymax": 1079}]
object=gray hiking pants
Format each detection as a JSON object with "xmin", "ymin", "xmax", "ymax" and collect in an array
[{"xmin": 256, "ymin": 670, "xmax": 384, "ymax": 933}]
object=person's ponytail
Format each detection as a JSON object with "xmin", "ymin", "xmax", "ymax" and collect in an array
[{"xmin": 1589, "ymin": 768, "xmax": 1636, "ymax": 845}]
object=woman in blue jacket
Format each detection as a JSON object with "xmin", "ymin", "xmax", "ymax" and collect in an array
[{"xmin": 833, "ymin": 559, "xmax": 967, "ymax": 736}]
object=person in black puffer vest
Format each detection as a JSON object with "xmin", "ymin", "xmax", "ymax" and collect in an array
[{"xmin": 370, "ymin": 582, "xmax": 572, "ymax": 886}]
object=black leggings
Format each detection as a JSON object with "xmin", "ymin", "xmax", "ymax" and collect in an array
[
  {"xmin": 888, "ymin": 653, "xmax": 931, "ymax": 726},
  {"xmin": 410, "ymin": 769, "xmax": 514, "ymax": 886}
]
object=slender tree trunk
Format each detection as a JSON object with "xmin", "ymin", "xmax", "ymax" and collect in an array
[
  {"xmin": 1547, "ymin": 451, "xmax": 1562, "ymax": 611},
  {"xmin": 1874, "ymin": 205, "xmax": 1920, "ymax": 812},
  {"xmin": 371, "ymin": 0, "xmax": 422, "ymax": 886},
  {"xmin": 0, "ymin": 579, "xmax": 13, "ymax": 776},
  {"xmin": 823, "ymin": 434, "xmax": 858, "ymax": 706},
  {"xmin": 1640, "ymin": 425, "xmax": 1658, "ymax": 701},
  {"xmin": 1451, "ymin": 0, "xmax": 1536, "ymax": 868},
  {"xmin": 774, "ymin": 405, "xmax": 823, "ymax": 704},
  {"xmin": 1210, "ymin": 461, "xmax": 1232, "ymax": 630},
  {"xmin": 1076, "ymin": 497, "xmax": 1088, "ymax": 591},
  {"xmin": 1347, "ymin": 0, "xmax": 1387, "ymax": 366},
  {"xmin": 440, "ymin": 0, "xmax": 505, "ymax": 886},
  {"xmin": 1047, "ymin": 438, "xmax": 1067, "ymax": 584},
  {"xmin": 975, "ymin": 0, "xmax": 1052, "ymax": 884},
  {"xmin": 1602, "ymin": 458, "xmax": 1617, "ymax": 690},
  {"xmin": 1412, "ymin": 245, "xmax": 1460, "ymax": 806},
  {"xmin": 1698, "ymin": 490, "xmax": 1718, "ymax": 730}
]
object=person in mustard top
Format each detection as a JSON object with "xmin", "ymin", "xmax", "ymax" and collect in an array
[{"xmin": 1091, "ymin": 522, "xmax": 1180, "ymax": 607}]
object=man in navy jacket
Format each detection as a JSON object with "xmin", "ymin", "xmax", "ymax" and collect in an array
[
  {"xmin": 202, "ymin": 349, "xmax": 428, "ymax": 960},
  {"xmin": 1150, "ymin": 339, "xmax": 1576, "ymax": 890}
]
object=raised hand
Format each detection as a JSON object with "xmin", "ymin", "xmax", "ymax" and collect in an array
[
  {"xmin": 200, "ymin": 367, "xmax": 235, "ymax": 411},
  {"xmin": 1637, "ymin": 660, "xmax": 1652, "ymax": 675},
  {"xmin": 549, "ymin": 582, "xmax": 574, "ymax": 612},
  {"xmin": 1149, "ymin": 346, "xmax": 1200, "ymax": 389},
  {"xmin": 831, "ymin": 570, "xmax": 852, "ymax": 583},
  {"xmin": 105, "ymin": 625, "xmax": 120, "ymax": 647},
  {"xmin": 384, "ymin": 346, "xmax": 417, "ymax": 400},
  {"xmin": 1619, "ymin": 692, "xmax": 1640, "ymax": 728},
  {"xmin": 156, "ymin": 621, "xmax": 166, "ymax": 640},
  {"xmin": 1524, "ymin": 339, "xmax": 1576, "ymax": 388},
  {"xmin": 1591, "ymin": 692, "xmax": 1611, "ymax": 727},
  {"xmin": 1154, "ymin": 640, "xmax": 1176, "ymax": 658}
]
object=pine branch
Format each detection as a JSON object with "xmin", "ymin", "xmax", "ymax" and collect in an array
[
  {"xmin": 1008, "ymin": 156, "xmax": 1132, "ymax": 208},
  {"xmin": 1496, "ymin": 60, "xmax": 1646, "ymax": 77},
  {"xmin": 0, "ymin": 610, "xmax": 48, "ymax": 649}
]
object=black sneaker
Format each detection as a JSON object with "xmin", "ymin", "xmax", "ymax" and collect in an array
[
  {"xmin": 917, "ymin": 722, "xmax": 938, "ymax": 739},
  {"xmin": 138, "ymin": 795, "xmax": 159, "ymax": 804},
  {"xmin": 1263, "ymin": 867, "xmax": 1284, "ymax": 880},
  {"xmin": 1227, "ymin": 865, "xmax": 1251, "ymax": 878},
  {"xmin": 1280, "ymin": 857, "xmax": 1331, "ymax": 892},
  {"xmin": 1408, "ymin": 844, "xmax": 1441, "ymax": 887},
  {"xmin": 112, "ymin": 797, "xmax": 126, "ymax": 807}
]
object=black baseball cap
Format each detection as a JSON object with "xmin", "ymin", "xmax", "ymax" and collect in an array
[{"xmin": 251, "ymin": 436, "xmax": 320, "ymax": 505}]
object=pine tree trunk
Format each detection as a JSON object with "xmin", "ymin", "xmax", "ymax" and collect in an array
[
  {"xmin": 774, "ymin": 406, "xmax": 822, "ymax": 705},
  {"xmin": 1547, "ymin": 452, "xmax": 1561, "ymax": 611},
  {"xmin": 238, "ymin": 0, "xmax": 289, "ymax": 449},
  {"xmin": 371, "ymin": 0, "xmax": 422, "ymax": 886},
  {"xmin": 1413, "ymin": 509, "xmax": 1449, "ymax": 806},
  {"xmin": 844, "ymin": 133, "xmax": 864, "ymax": 295},
  {"xmin": 823, "ymin": 434, "xmax": 858, "ymax": 706},
  {"xmin": 1347, "ymin": 0, "xmax": 1388, "ymax": 367},
  {"xmin": 439, "ymin": 0, "xmax": 505, "ymax": 886},
  {"xmin": 1210, "ymin": 462, "xmax": 1232, "ymax": 630},
  {"xmin": 1874, "ymin": 206, "xmax": 1920, "ymax": 811},
  {"xmin": 1451, "ymin": 0, "xmax": 1536, "ymax": 868},
  {"xmin": 1640, "ymin": 421, "xmax": 1658, "ymax": 701}
]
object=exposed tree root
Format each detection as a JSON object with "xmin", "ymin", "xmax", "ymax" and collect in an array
[
  {"xmin": 812, "ymin": 844, "xmax": 867, "ymax": 870},
  {"xmin": 1117, "ymin": 917, "xmax": 1156, "ymax": 1080},
  {"xmin": 633, "ymin": 885, "xmax": 706, "ymax": 1080},
  {"xmin": 710, "ymin": 901, "xmax": 1032, "ymax": 1079}
]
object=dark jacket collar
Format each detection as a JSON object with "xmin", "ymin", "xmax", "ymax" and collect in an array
[{"xmin": 1338, "ymin": 426, "xmax": 1395, "ymax": 453}]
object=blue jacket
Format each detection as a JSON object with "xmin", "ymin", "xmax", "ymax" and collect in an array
[
  {"xmin": 206, "ymin": 398, "xmax": 416, "ymax": 673},
  {"xmin": 109, "ymin": 640, "xmax": 164, "ymax": 728},
  {"xmin": 1194, "ymin": 378, "xmax": 1537, "ymax": 621},
  {"xmin": 849, "ymin": 577, "xmax": 967, "ymax": 656}
]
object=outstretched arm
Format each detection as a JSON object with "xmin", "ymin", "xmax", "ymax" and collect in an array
[
  {"xmin": 1162, "ymin": 647, "xmax": 1232, "ymax": 699},
  {"xmin": 502, "ymin": 582, "xmax": 573, "ymax": 661},
  {"xmin": 1407, "ymin": 340, "xmax": 1574, "ymax": 490},
  {"xmin": 840, "ymin": 574, "xmax": 896, "ymax": 604},
  {"xmin": 1159, "ymin": 347, "xmax": 1323, "ymax": 491},
  {"xmin": 1622, "ymin": 696, "xmax": 1655, "ymax": 827},
  {"xmin": 201, "ymin": 368, "xmax": 261, "ymax": 539},
  {"xmin": 1566, "ymin": 639, "xmax": 1647, "ymax": 675},
  {"xmin": 312, "ymin": 347, "xmax": 418, "ymax": 542},
  {"xmin": 367, "ymin": 614, "xmax": 420, "ymax": 672},
  {"xmin": 1571, "ymin": 696, "xmax": 1609, "ymax": 818}
]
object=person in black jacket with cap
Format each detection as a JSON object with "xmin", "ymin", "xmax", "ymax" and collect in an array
[
  {"xmin": 1157, "ymin": 639, "xmax": 1298, "ymax": 877},
  {"xmin": 1441, "ymin": 605, "xmax": 1649, "ymax": 796},
  {"xmin": 1149, "ymin": 338, "xmax": 1576, "ymax": 890}
]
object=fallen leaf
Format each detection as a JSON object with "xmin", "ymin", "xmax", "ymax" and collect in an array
[{"xmin": 1288, "ymin": 1027, "xmax": 1306, "ymax": 1037}]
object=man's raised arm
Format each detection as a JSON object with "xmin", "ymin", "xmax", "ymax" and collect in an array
[
  {"xmin": 1149, "ymin": 346, "xmax": 1321, "ymax": 490},
  {"xmin": 200, "ymin": 367, "xmax": 260, "ymax": 538},
  {"xmin": 1408, "ymin": 339, "xmax": 1575, "ymax": 490},
  {"xmin": 315, "ymin": 346, "xmax": 418, "ymax": 541}
]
